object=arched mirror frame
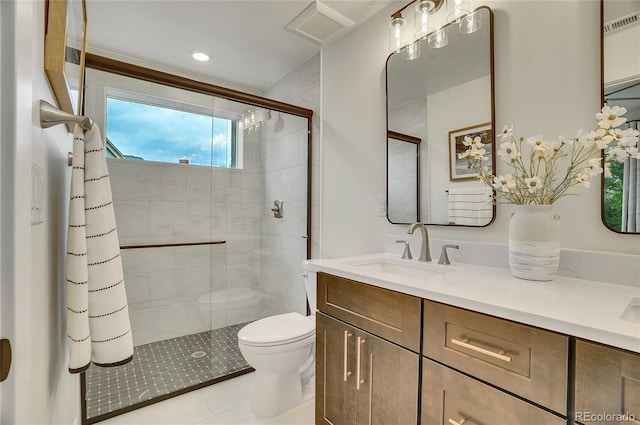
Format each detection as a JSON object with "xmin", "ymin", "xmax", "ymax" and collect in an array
[
  {"xmin": 385, "ymin": 5, "xmax": 496, "ymax": 227},
  {"xmin": 600, "ymin": 0, "xmax": 640, "ymax": 234}
]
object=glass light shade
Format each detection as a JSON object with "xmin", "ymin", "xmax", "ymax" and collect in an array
[
  {"xmin": 389, "ymin": 14, "xmax": 407, "ymax": 53},
  {"xmin": 446, "ymin": 0, "xmax": 470, "ymax": 23},
  {"xmin": 459, "ymin": 10, "xmax": 482, "ymax": 34},
  {"xmin": 402, "ymin": 42, "xmax": 421, "ymax": 60},
  {"xmin": 414, "ymin": 0, "xmax": 434, "ymax": 39},
  {"xmin": 427, "ymin": 28, "xmax": 448, "ymax": 48}
]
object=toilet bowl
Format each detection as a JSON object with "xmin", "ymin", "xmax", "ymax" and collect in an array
[{"xmin": 237, "ymin": 269, "xmax": 317, "ymax": 417}]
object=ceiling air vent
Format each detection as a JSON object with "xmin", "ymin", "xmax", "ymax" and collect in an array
[
  {"xmin": 286, "ymin": 1, "xmax": 355, "ymax": 45},
  {"xmin": 604, "ymin": 11, "xmax": 640, "ymax": 33}
]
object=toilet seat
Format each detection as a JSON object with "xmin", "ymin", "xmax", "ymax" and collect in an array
[{"xmin": 238, "ymin": 312, "xmax": 315, "ymax": 347}]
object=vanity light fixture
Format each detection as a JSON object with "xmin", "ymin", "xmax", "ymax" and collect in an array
[
  {"xmin": 242, "ymin": 108, "xmax": 271, "ymax": 133},
  {"xmin": 402, "ymin": 41, "xmax": 421, "ymax": 60},
  {"xmin": 191, "ymin": 51, "xmax": 210, "ymax": 62},
  {"xmin": 427, "ymin": 27, "xmax": 448, "ymax": 48},
  {"xmin": 459, "ymin": 9, "xmax": 482, "ymax": 34},
  {"xmin": 389, "ymin": 12, "xmax": 408, "ymax": 53},
  {"xmin": 390, "ymin": 0, "xmax": 480, "ymax": 59},
  {"xmin": 414, "ymin": 0, "xmax": 436, "ymax": 39},
  {"xmin": 446, "ymin": 0, "xmax": 470, "ymax": 23}
]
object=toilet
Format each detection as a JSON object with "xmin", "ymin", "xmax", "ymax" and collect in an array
[{"xmin": 237, "ymin": 269, "xmax": 317, "ymax": 417}]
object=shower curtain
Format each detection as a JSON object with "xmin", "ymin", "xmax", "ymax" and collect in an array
[
  {"xmin": 621, "ymin": 121, "xmax": 640, "ymax": 233},
  {"xmin": 66, "ymin": 124, "xmax": 134, "ymax": 373}
]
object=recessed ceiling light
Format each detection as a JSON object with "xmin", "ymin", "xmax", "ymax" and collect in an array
[{"xmin": 191, "ymin": 51, "xmax": 210, "ymax": 62}]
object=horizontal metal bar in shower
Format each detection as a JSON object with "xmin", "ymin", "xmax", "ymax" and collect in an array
[
  {"xmin": 120, "ymin": 240, "xmax": 226, "ymax": 250},
  {"xmin": 39, "ymin": 99, "xmax": 93, "ymax": 132}
]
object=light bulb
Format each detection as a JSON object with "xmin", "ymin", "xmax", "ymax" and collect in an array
[
  {"xmin": 459, "ymin": 10, "xmax": 482, "ymax": 34},
  {"xmin": 414, "ymin": 0, "xmax": 434, "ymax": 39},
  {"xmin": 389, "ymin": 13, "xmax": 407, "ymax": 53},
  {"xmin": 446, "ymin": 0, "xmax": 469, "ymax": 23}
]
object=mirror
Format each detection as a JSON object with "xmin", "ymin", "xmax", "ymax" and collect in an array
[
  {"xmin": 387, "ymin": 131, "xmax": 420, "ymax": 223},
  {"xmin": 44, "ymin": 0, "xmax": 87, "ymax": 126},
  {"xmin": 601, "ymin": 0, "xmax": 640, "ymax": 234},
  {"xmin": 386, "ymin": 6, "xmax": 495, "ymax": 226}
]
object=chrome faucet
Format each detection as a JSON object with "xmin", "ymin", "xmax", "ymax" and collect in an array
[{"xmin": 407, "ymin": 222, "xmax": 431, "ymax": 262}]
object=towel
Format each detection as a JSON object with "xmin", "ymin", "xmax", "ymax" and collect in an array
[
  {"xmin": 448, "ymin": 187, "xmax": 492, "ymax": 225},
  {"xmin": 66, "ymin": 124, "xmax": 133, "ymax": 373}
]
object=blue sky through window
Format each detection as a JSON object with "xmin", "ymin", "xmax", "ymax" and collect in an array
[{"xmin": 106, "ymin": 97, "xmax": 235, "ymax": 167}]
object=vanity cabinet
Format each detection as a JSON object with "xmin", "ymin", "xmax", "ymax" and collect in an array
[
  {"xmin": 316, "ymin": 313, "xmax": 420, "ymax": 425},
  {"xmin": 574, "ymin": 340, "xmax": 640, "ymax": 425},
  {"xmin": 423, "ymin": 300, "xmax": 569, "ymax": 416},
  {"xmin": 315, "ymin": 272, "xmax": 421, "ymax": 425},
  {"xmin": 421, "ymin": 357, "xmax": 566, "ymax": 425}
]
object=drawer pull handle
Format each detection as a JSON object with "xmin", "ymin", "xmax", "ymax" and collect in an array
[
  {"xmin": 450, "ymin": 338, "xmax": 512, "ymax": 363},
  {"xmin": 356, "ymin": 336, "xmax": 365, "ymax": 390},
  {"xmin": 344, "ymin": 331, "xmax": 352, "ymax": 381},
  {"xmin": 448, "ymin": 418, "xmax": 467, "ymax": 425}
]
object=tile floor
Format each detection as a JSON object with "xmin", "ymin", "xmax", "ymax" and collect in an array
[
  {"xmin": 86, "ymin": 324, "xmax": 250, "ymax": 421},
  {"xmin": 98, "ymin": 372, "xmax": 315, "ymax": 425}
]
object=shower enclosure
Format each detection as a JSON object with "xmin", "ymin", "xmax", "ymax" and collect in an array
[{"xmin": 81, "ymin": 58, "xmax": 312, "ymax": 423}]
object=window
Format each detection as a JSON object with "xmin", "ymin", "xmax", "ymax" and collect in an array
[{"xmin": 105, "ymin": 93, "xmax": 240, "ymax": 168}]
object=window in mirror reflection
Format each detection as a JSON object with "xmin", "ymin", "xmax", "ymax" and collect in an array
[{"xmin": 105, "ymin": 94, "xmax": 240, "ymax": 168}]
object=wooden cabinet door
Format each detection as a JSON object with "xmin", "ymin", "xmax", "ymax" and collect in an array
[
  {"xmin": 316, "ymin": 312, "xmax": 357, "ymax": 425},
  {"xmin": 575, "ymin": 340, "xmax": 640, "ymax": 425},
  {"xmin": 356, "ymin": 330, "xmax": 420, "ymax": 425}
]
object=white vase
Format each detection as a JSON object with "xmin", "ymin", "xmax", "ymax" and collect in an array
[{"xmin": 508, "ymin": 205, "xmax": 561, "ymax": 281}]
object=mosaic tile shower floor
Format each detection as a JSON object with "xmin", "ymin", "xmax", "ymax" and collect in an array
[{"xmin": 85, "ymin": 323, "xmax": 251, "ymax": 421}]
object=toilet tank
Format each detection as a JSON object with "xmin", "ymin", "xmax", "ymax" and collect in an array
[{"xmin": 303, "ymin": 267, "xmax": 317, "ymax": 313}]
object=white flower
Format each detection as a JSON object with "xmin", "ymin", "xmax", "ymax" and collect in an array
[
  {"xmin": 524, "ymin": 176, "xmax": 542, "ymax": 193},
  {"xmin": 497, "ymin": 141, "xmax": 520, "ymax": 162},
  {"xmin": 457, "ymin": 150, "xmax": 473, "ymax": 160},
  {"xmin": 492, "ymin": 174, "xmax": 515, "ymax": 192},
  {"xmin": 596, "ymin": 105, "xmax": 627, "ymax": 129},
  {"xmin": 526, "ymin": 135, "xmax": 548, "ymax": 152},
  {"xmin": 548, "ymin": 139, "xmax": 564, "ymax": 152},
  {"xmin": 463, "ymin": 135, "xmax": 484, "ymax": 149},
  {"xmin": 593, "ymin": 128, "xmax": 615, "ymax": 149},
  {"xmin": 584, "ymin": 157, "xmax": 603, "ymax": 177},
  {"xmin": 470, "ymin": 148, "xmax": 487, "ymax": 160},
  {"xmin": 574, "ymin": 173, "xmax": 591, "ymax": 188},
  {"xmin": 499, "ymin": 124, "xmax": 513, "ymax": 141},
  {"xmin": 612, "ymin": 127, "xmax": 640, "ymax": 148},
  {"xmin": 626, "ymin": 146, "xmax": 640, "ymax": 160},
  {"xmin": 607, "ymin": 146, "xmax": 629, "ymax": 162}
]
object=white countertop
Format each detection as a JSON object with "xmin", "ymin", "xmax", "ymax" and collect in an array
[{"xmin": 304, "ymin": 253, "xmax": 640, "ymax": 353}]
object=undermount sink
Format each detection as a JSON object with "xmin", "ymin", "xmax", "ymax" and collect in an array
[
  {"xmin": 620, "ymin": 297, "xmax": 640, "ymax": 323},
  {"xmin": 338, "ymin": 255, "xmax": 456, "ymax": 280}
]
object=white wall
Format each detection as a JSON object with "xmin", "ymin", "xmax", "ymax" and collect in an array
[
  {"xmin": 1, "ymin": 1, "xmax": 78, "ymax": 423},
  {"xmin": 321, "ymin": 0, "xmax": 640, "ymax": 259}
]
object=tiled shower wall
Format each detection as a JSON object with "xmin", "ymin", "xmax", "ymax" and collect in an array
[
  {"xmin": 108, "ymin": 127, "xmax": 263, "ymax": 346},
  {"xmin": 262, "ymin": 53, "xmax": 320, "ymax": 315}
]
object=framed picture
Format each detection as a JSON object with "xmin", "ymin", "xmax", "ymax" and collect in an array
[
  {"xmin": 44, "ymin": 0, "xmax": 87, "ymax": 130},
  {"xmin": 448, "ymin": 122, "xmax": 493, "ymax": 181}
]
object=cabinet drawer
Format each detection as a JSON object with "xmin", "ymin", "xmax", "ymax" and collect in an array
[
  {"xmin": 317, "ymin": 273, "xmax": 421, "ymax": 352},
  {"xmin": 422, "ymin": 358, "xmax": 566, "ymax": 425},
  {"xmin": 575, "ymin": 340, "xmax": 640, "ymax": 425},
  {"xmin": 423, "ymin": 300, "xmax": 568, "ymax": 414}
]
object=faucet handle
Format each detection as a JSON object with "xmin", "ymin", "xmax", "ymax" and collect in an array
[
  {"xmin": 395, "ymin": 240, "xmax": 413, "ymax": 260},
  {"xmin": 438, "ymin": 244, "xmax": 459, "ymax": 265}
]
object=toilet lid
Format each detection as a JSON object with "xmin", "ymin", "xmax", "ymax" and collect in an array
[{"xmin": 238, "ymin": 312, "xmax": 315, "ymax": 347}]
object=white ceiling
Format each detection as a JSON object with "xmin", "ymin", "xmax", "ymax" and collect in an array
[{"xmin": 86, "ymin": 0, "xmax": 395, "ymax": 92}]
